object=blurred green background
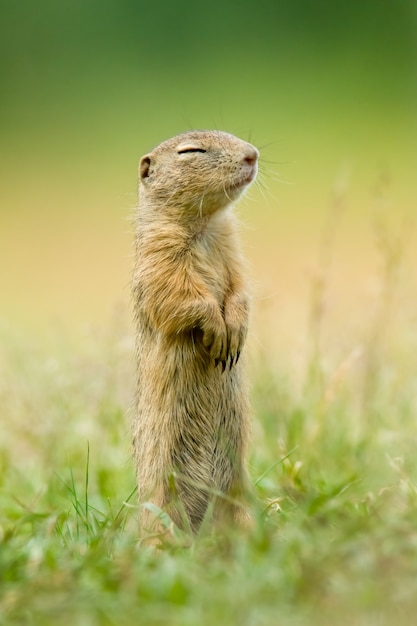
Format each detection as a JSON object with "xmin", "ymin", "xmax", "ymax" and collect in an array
[{"xmin": 1, "ymin": 0, "xmax": 416, "ymax": 333}]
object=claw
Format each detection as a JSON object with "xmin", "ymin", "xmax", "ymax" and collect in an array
[
  {"xmin": 235, "ymin": 351, "xmax": 241, "ymax": 364},
  {"xmin": 229, "ymin": 355, "xmax": 234, "ymax": 370},
  {"xmin": 214, "ymin": 358, "xmax": 219, "ymax": 368},
  {"xmin": 221, "ymin": 360, "xmax": 227, "ymax": 373}
]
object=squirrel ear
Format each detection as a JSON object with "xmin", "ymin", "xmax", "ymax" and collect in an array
[{"xmin": 139, "ymin": 155, "xmax": 151, "ymax": 180}]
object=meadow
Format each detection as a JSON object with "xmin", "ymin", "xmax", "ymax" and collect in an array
[{"xmin": 1, "ymin": 192, "xmax": 417, "ymax": 625}]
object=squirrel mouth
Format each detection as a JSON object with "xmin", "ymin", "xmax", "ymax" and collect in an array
[{"xmin": 228, "ymin": 167, "xmax": 257, "ymax": 192}]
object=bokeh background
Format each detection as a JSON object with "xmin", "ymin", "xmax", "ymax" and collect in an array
[{"xmin": 1, "ymin": 0, "xmax": 416, "ymax": 343}]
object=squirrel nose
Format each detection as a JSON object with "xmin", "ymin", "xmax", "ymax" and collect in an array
[{"xmin": 243, "ymin": 147, "xmax": 259, "ymax": 166}]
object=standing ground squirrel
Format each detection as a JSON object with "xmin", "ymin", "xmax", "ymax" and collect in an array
[{"xmin": 132, "ymin": 130, "xmax": 258, "ymax": 539}]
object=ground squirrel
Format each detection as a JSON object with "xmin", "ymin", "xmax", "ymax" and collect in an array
[{"xmin": 132, "ymin": 130, "xmax": 258, "ymax": 539}]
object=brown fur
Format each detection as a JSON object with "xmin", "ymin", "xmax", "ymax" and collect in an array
[{"xmin": 132, "ymin": 130, "xmax": 258, "ymax": 539}]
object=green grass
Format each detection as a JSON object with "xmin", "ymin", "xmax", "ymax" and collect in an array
[{"xmin": 1, "ymin": 241, "xmax": 417, "ymax": 626}]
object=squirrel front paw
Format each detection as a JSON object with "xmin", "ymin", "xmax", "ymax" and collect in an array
[
  {"xmin": 200, "ymin": 296, "xmax": 249, "ymax": 372},
  {"xmin": 201, "ymin": 312, "xmax": 228, "ymax": 368},
  {"xmin": 223, "ymin": 295, "xmax": 249, "ymax": 370}
]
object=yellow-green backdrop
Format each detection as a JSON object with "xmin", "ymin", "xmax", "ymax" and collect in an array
[{"xmin": 1, "ymin": 1, "xmax": 416, "ymax": 336}]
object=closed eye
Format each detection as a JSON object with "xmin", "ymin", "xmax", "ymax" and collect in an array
[{"xmin": 177, "ymin": 147, "xmax": 207, "ymax": 154}]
